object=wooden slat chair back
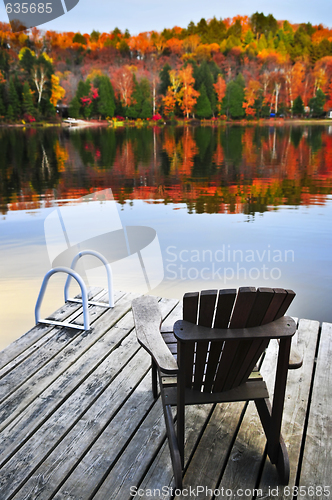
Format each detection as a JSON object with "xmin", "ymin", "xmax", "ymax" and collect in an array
[
  {"xmin": 180, "ymin": 287, "xmax": 295, "ymax": 394},
  {"xmin": 132, "ymin": 287, "xmax": 297, "ymax": 490}
]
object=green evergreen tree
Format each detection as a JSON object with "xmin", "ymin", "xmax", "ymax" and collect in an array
[
  {"xmin": 235, "ymin": 73, "xmax": 245, "ymax": 89},
  {"xmin": 195, "ymin": 84, "xmax": 212, "ymax": 118},
  {"xmin": 292, "ymin": 95, "xmax": 305, "ymax": 116},
  {"xmin": 73, "ymin": 33, "xmax": 87, "ymax": 45},
  {"xmin": 6, "ymin": 104, "xmax": 14, "ymax": 122},
  {"xmin": 309, "ymin": 88, "xmax": 326, "ymax": 117},
  {"xmin": 140, "ymin": 78, "xmax": 152, "ymax": 119},
  {"xmin": 8, "ymin": 78, "xmax": 21, "ymax": 119},
  {"xmin": 222, "ymin": 80, "xmax": 245, "ymax": 119},
  {"xmin": 159, "ymin": 64, "xmax": 172, "ymax": 95},
  {"xmin": 75, "ymin": 79, "xmax": 91, "ymax": 118},
  {"xmin": 127, "ymin": 77, "xmax": 152, "ymax": 119},
  {"xmin": 95, "ymin": 75, "xmax": 115, "ymax": 118},
  {"xmin": 194, "ymin": 61, "xmax": 216, "ymax": 114},
  {"xmin": 244, "ymin": 29, "xmax": 255, "ymax": 45},
  {"xmin": 226, "ymin": 19, "xmax": 242, "ymax": 39},
  {"xmin": 69, "ymin": 96, "xmax": 80, "ymax": 118},
  {"xmin": 90, "ymin": 30, "xmax": 100, "ymax": 42},
  {"xmin": 126, "ymin": 76, "xmax": 140, "ymax": 119},
  {"xmin": 19, "ymin": 48, "xmax": 36, "ymax": 75},
  {"xmin": 22, "ymin": 81, "xmax": 36, "ymax": 117},
  {"xmin": 0, "ymin": 49, "xmax": 10, "ymax": 74},
  {"xmin": 0, "ymin": 84, "xmax": 5, "ymax": 117}
]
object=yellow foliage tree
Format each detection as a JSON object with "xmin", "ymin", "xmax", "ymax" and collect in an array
[{"xmin": 50, "ymin": 74, "xmax": 66, "ymax": 107}]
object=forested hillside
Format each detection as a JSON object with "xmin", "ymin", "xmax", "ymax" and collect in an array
[{"xmin": 1, "ymin": 13, "xmax": 332, "ymax": 122}]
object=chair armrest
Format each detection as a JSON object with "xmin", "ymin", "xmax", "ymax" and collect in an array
[
  {"xmin": 173, "ymin": 316, "xmax": 296, "ymax": 342},
  {"xmin": 132, "ymin": 296, "xmax": 178, "ymax": 374}
]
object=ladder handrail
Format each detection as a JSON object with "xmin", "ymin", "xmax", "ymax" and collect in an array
[
  {"xmin": 35, "ymin": 267, "xmax": 90, "ymax": 330},
  {"xmin": 64, "ymin": 250, "xmax": 114, "ymax": 307}
]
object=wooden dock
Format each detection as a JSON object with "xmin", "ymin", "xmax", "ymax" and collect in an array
[{"xmin": 0, "ymin": 289, "xmax": 331, "ymax": 500}]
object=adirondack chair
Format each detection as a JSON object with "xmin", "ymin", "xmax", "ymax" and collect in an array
[{"xmin": 132, "ymin": 287, "xmax": 297, "ymax": 489}]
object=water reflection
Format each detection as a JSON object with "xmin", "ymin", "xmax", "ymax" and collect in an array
[{"xmin": 1, "ymin": 124, "xmax": 332, "ymax": 215}]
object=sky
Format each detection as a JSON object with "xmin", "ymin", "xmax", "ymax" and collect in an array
[{"xmin": 1, "ymin": 0, "xmax": 332, "ymax": 35}]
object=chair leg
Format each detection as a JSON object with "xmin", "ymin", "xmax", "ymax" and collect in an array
[
  {"xmin": 158, "ymin": 370, "xmax": 183, "ymax": 489},
  {"xmin": 164, "ymin": 404, "xmax": 183, "ymax": 489},
  {"xmin": 152, "ymin": 359, "xmax": 158, "ymax": 398},
  {"xmin": 255, "ymin": 398, "xmax": 290, "ymax": 484}
]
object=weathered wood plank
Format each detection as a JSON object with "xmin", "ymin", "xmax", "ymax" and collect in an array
[
  {"xmin": 0, "ymin": 283, "xmax": 328, "ymax": 500},
  {"xmin": 11, "ymin": 352, "xmax": 153, "ymax": 500},
  {"xmin": 138, "ymin": 404, "xmax": 214, "ymax": 500},
  {"xmin": 0, "ymin": 287, "xmax": 103, "ymax": 371},
  {"xmin": 0, "ymin": 293, "xmax": 145, "ymax": 466},
  {"xmin": 0, "ymin": 292, "xmax": 132, "ymax": 432},
  {"xmin": 299, "ymin": 322, "xmax": 332, "ymax": 491},
  {"xmin": 160, "ymin": 300, "xmax": 183, "ymax": 333},
  {"xmin": 0, "ymin": 295, "xmax": 179, "ymax": 492},
  {"xmin": 0, "ymin": 290, "xmax": 124, "ymax": 403},
  {"xmin": 257, "ymin": 319, "xmax": 320, "ymax": 499},
  {"xmin": 91, "ymin": 399, "xmax": 166, "ymax": 500},
  {"xmin": 216, "ymin": 401, "xmax": 265, "ymax": 498},
  {"xmin": 0, "ymin": 328, "xmax": 143, "ymax": 499},
  {"xmin": 175, "ymin": 402, "xmax": 246, "ymax": 500}
]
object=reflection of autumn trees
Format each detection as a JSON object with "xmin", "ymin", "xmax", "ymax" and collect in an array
[{"xmin": 2, "ymin": 126, "xmax": 332, "ymax": 214}]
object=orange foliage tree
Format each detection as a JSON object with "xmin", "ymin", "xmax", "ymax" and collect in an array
[
  {"xmin": 178, "ymin": 65, "xmax": 200, "ymax": 118},
  {"xmin": 163, "ymin": 88, "xmax": 177, "ymax": 116},
  {"xmin": 213, "ymin": 74, "xmax": 227, "ymax": 116},
  {"xmin": 243, "ymin": 80, "xmax": 261, "ymax": 117}
]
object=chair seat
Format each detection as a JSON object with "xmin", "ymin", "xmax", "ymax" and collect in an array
[{"xmin": 163, "ymin": 379, "xmax": 269, "ymax": 406}]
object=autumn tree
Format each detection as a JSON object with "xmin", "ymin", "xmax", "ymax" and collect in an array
[
  {"xmin": 50, "ymin": 74, "xmax": 66, "ymax": 107},
  {"xmin": 112, "ymin": 66, "xmax": 135, "ymax": 108},
  {"xmin": 243, "ymin": 80, "xmax": 261, "ymax": 117},
  {"xmin": 178, "ymin": 65, "xmax": 200, "ymax": 118},
  {"xmin": 162, "ymin": 68, "xmax": 182, "ymax": 117},
  {"xmin": 213, "ymin": 74, "xmax": 226, "ymax": 115},
  {"xmin": 162, "ymin": 87, "xmax": 177, "ymax": 117}
]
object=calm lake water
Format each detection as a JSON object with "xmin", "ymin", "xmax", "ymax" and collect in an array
[{"xmin": 1, "ymin": 124, "xmax": 332, "ymax": 351}]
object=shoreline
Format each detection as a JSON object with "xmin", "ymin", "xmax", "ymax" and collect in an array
[{"xmin": 1, "ymin": 118, "xmax": 332, "ymax": 129}]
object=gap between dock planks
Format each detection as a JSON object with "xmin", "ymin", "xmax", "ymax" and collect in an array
[
  {"xmin": 257, "ymin": 318, "xmax": 320, "ymax": 499},
  {"xmin": 0, "ymin": 292, "xmax": 179, "ymax": 500},
  {"xmin": 0, "ymin": 289, "xmax": 129, "ymax": 433},
  {"xmin": 0, "ymin": 291, "xmax": 327, "ymax": 500},
  {"xmin": 136, "ymin": 318, "xmax": 321, "ymax": 500},
  {"xmin": 0, "ymin": 290, "xmax": 141, "ymax": 498},
  {"xmin": 299, "ymin": 322, "xmax": 332, "ymax": 493},
  {"xmin": 0, "ymin": 289, "xmax": 123, "ymax": 403},
  {"xmin": 0, "ymin": 287, "xmax": 103, "ymax": 372}
]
